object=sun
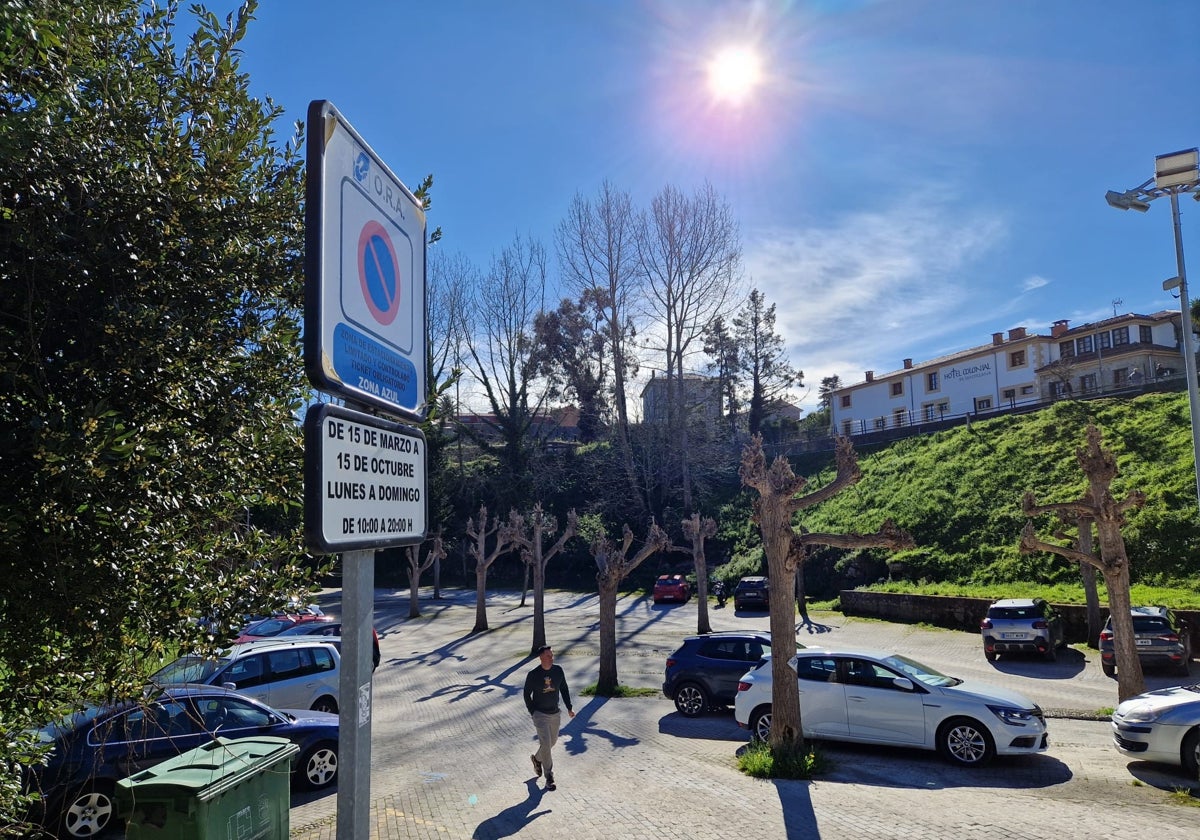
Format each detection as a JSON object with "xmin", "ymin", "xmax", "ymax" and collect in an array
[{"xmin": 707, "ymin": 45, "xmax": 763, "ymax": 106}]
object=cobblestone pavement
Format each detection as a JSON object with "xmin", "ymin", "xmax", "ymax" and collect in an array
[{"xmin": 284, "ymin": 588, "xmax": 1200, "ymax": 840}]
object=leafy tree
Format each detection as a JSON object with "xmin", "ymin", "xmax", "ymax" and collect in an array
[
  {"xmin": 703, "ymin": 315, "xmax": 740, "ymax": 436},
  {"xmin": 0, "ymin": 0, "xmax": 320, "ymax": 824},
  {"xmin": 817, "ymin": 375, "xmax": 842, "ymax": 413},
  {"xmin": 732, "ymin": 289, "xmax": 800, "ymax": 437},
  {"xmin": 533, "ymin": 295, "xmax": 608, "ymax": 442}
]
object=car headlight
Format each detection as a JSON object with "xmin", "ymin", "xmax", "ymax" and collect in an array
[
  {"xmin": 1115, "ymin": 704, "xmax": 1161, "ymax": 724},
  {"xmin": 988, "ymin": 705, "xmax": 1036, "ymax": 726}
]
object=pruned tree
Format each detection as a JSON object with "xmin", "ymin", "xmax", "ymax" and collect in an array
[
  {"xmin": 556, "ymin": 181, "xmax": 644, "ymax": 511},
  {"xmin": 1019, "ymin": 424, "xmax": 1147, "ymax": 701},
  {"xmin": 681, "ymin": 513, "xmax": 718, "ymax": 634},
  {"xmin": 740, "ymin": 435, "xmax": 913, "ymax": 752},
  {"xmin": 592, "ymin": 521, "xmax": 670, "ymax": 694},
  {"xmin": 466, "ymin": 505, "xmax": 516, "ymax": 633},
  {"xmin": 511, "ymin": 504, "xmax": 578, "ymax": 655},
  {"xmin": 405, "ymin": 533, "xmax": 447, "ymax": 619}
]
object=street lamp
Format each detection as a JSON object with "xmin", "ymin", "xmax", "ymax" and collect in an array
[{"xmin": 1107, "ymin": 148, "xmax": 1200, "ymax": 514}]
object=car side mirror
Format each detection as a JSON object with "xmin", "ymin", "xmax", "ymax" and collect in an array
[
  {"xmin": 892, "ymin": 677, "xmax": 914, "ymax": 692},
  {"xmin": 221, "ymin": 681, "xmax": 238, "ymax": 690}
]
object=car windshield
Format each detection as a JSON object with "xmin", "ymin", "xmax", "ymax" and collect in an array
[
  {"xmin": 31, "ymin": 705, "xmax": 108, "ymax": 743},
  {"xmin": 880, "ymin": 654, "xmax": 960, "ymax": 687},
  {"xmin": 150, "ymin": 653, "xmax": 227, "ymax": 686},
  {"xmin": 242, "ymin": 617, "xmax": 294, "ymax": 636}
]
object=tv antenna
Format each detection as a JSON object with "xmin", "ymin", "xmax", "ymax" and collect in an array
[{"xmin": 1112, "ymin": 298, "xmax": 1123, "ymax": 316}]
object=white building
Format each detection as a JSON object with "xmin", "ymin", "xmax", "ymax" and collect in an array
[{"xmin": 831, "ymin": 310, "xmax": 1184, "ymax": 437}]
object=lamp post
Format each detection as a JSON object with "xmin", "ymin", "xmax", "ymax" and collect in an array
[{"xmin": 1107, "ymin": 148, "xmax": 1200, "ymax": 515}]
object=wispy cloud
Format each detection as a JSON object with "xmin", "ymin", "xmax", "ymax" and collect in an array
[
  {"xmin": 744, "ymin": 191, "xmax": 1007, "ymax": 406},
  {"xmin": 1022, "ymin": 274, "xmax": 1050, "ymax": 292}
]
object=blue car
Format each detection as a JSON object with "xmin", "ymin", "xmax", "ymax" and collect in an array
[{"xmin": 25, "ymin": 685, "xmax": 338, "ymax": 839}]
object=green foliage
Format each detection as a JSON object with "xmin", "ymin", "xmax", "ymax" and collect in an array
[
  {"xmin": 580, "ymin": 683, "xmax": 660, "ymax": 698},
  {"xmin": 737, "ymin": 739, "xmax": 825, "ymax": 779},
  {"xmin": 0, "ymin": 4, "xmax": 326, "ymax": 815},
  {"xmin": 862, "ymin": 577, "xmax": 1200, "ymax": 609}
]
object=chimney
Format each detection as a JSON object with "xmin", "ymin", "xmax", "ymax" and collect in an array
[
  {"xmin": 1009, "ymin": 327, "xmax": 1027, "ymax": 340},
  {"xmin": 1051, "ymin": 319, "xmax": 1070, "ymax": 338},
  {"xmin": 903, "ymin": 358, "xmax": 913, "ymax": 369},
  {"xmin": 865, "ymin": 371, "xmax": 874, "ymax": 382},
  {"xmin": 992, "ymin": 332, "xmax": 1004, "ymax": 346}
]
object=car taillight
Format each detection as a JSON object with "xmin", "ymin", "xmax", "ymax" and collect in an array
[
  {"xmin": 980, "ymin": 619, "xmax": 992, "ymax": 630},
  {"xmin": 666, "ymin": 658, "xmax": 677, "ymax": 668},
  {"xmin": 1163, "ymin": 634, "xmax": 1180, "ymax": 643},
  {"xmin": 1032, "ymin": 620, "xmax": 1048, "ymax": 629},
  {"xmin": 737, "ymin": 681, "xmax": 751, "ymax": 692},
  {"xmin": 1099, "ymin": 630, "xmax": 1113, "ymax": 642}
]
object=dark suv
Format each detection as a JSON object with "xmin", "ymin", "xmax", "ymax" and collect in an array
[
  {"xmin": 980, "ymin": 597, "xmax": 1065, "ymax": 662},
  {"xmin": 733, "ymin": 576, "xmax": 769, "ymax": 611},
  {"xmin": 663, "ymin": 631, "xmax": 775, "ymax": 716},
  {"xmin": 1100, "ymin": 606, "xmax": 1192, "ymax": 676}
]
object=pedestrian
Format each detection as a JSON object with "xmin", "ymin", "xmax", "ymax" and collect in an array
[{"xmin": 523, "ymin": 644, "xmax": 575, "ymax": 790}]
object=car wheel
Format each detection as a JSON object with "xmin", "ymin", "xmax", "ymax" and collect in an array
[
  {"xmin": 60, "ymin": 782, "xmax": 117, "ymax": 839},
  {"xmin": 296, "ymin": 741, "xmax": 339, "ymax": 790},
  {"xmin": 1177, "ymin": 657, "xmax": 1191, "ymax": 677},
  {"xmin": 937, "ymin": 717, "xmax": 995, "ymax": 767},
  {"xmin": 1102, "ymin": 660, "xmax": 1115, "ymax": 677},
  {"xmin": 1182, "ymin": 728, "xmax": 1200, "ymax": 779},
  {"xmin": 1043, "ymin": 643, "xmax": 1057, "ymax": 662},
  {"xmin": 673, "ymin": 683, "xmax": 709, "ymax": 717},
  {"xmin": 984, "ymin": 650, "xmax": 997, "ymax": 663},
  {"xmin": 311, "ymin": 695, "xmax": 339, "ymax": 714},
  {"xmin": 749, "ymin": 706, "xmax": 772, "ymax": 742}
]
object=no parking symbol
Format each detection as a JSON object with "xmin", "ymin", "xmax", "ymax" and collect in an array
[{"xmin": 358, "ymin": 220, "xmax": 400, "ymax": 327}]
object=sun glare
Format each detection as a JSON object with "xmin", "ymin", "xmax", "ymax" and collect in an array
[{"xmin": 707, "ymin": 45, "xmax": 762, "ymax": 105}]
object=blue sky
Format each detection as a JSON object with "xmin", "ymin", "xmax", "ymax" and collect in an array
[{"xmin": 234, "ymin": 0, "xmax": 1200, "ymax": 412}]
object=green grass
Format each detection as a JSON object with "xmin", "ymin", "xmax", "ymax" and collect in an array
[
  {"xmin": 737, "ymin": 739, "xmax": 827, "ymax": 779},
  {"xmin": 1167, "ymin": 787, "xmax": 1200, "ymax": 807},
  {"xmin": 580, "ymin": 684, "xmax": 660, "ymax": 698},
  {"xmin": 859, "ymin": 579, "xmax": 1200, "ymax": 609}
]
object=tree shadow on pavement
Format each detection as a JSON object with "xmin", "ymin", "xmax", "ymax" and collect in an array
[
  {"xmin": 471, "ymin": 779, "xmax": 550, "ymax": 840},
  {"xmin": 561, "ymin": 697, "xmax": 639, "ymax": 756},
  {"xmin": 414, "ymin": 653, "xmax": 528, "ymax": 705}
]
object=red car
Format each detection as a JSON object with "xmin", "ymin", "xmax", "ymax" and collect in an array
[
  {"xmin": 653, "ymin": 574, "xmax": 690, "ymax": 604},
  {"xmin": 235, "ymin": 607, "xmax": 331, "ymax": 643}
]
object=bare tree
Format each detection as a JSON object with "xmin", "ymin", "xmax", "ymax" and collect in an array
[
  {"xmin": 592, "ymin": 521, "xmax": 670, "ymax": 694},
  {"xmin": 466, "ymin": 505, "xmax": 516, "ymax": 633},
  {"xmin": 460, "ymin": 234, "xmax": 552, "ymax": 505},
  {"xmin": 740, "ymin": 435, "xmax": 913, "ymax": 752},
  {"xmin": 556, "ymin": 181, "xmax": 644, "ymax": 510},
  {"xmin": 638, "ymin": 182, "xmax": 741, "ymax": 511},
  {"xmin": 510, "ymin": 504, "xmax": 578, "ymax": 655},
  {"xmin": 405, "ymin": 533, "xmax": 446, "ymax": 619},
  {"xmin": 1019, "ymin": 424, "xmax": 1147, "ymax": 701},
  {"xmin": 680, "ymin": 513, "xmax": 718, "ymax": 634}
]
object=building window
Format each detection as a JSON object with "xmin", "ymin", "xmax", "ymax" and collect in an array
[
  {"xmin": 926, "ymin": 371, "xmax": 939, "ymax": 391},
  {"xmin": 1098, "ymin": 330, "xmax": 1112, "ymax": 350},
  {"xmin": 1051, "ymin": 380, "xmax": 1071, "ymax": 398},
  {"xmin": 974, "ymin": 397, "xmax": 992, "ymax": 412},
  {"xmin": 1059, "ymin": 340, "xmax": 1075, "ymax": 358},
  {"xmin": 891, "ymin": 381, "xmax": 903, "ymax": 396},
  {"xmin": 892, "ymin": 409, "xmax": 907, "ymax": 428},
  {"xmin": 1140, "ymin": 325, "xmax": 1153, "ymax": 344},
  {"xmin": 842, "ymin": 420, "xmax": 854, "ymax": 436},
  {"xmin": 1080, "ymin": 373, "xmax": 1097, "ymax": 393},
  {"xmin": 1076, "ymin": 335, "xmax": 1093, "ymax": 355},
  {"xmin": 1010, "ymin": 349, "xmax": 1026, "ymax": 367},
  {"xmin": 1003, "ymin": 388, "xmax": 1016, "ymax": 405},
  {"xmin": 1113, "ymin": 368, "xmax": 1128, "ymax": 386},
  {"xmin": 874, "ymin": 417, "xmax": 886, "ymax": 430},
  {"xmin": 840, "ymin": 394, "xmax": 851, "ymax": 408},
  {"xmin": 1112, "ymin": 326, "xmax": 1130, "ymax": 346},
  {"xmin": 1021, "ymin": 385, "xmax": 1035, "ymax": 395}
]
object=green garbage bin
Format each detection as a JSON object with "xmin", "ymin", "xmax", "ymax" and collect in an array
[{"xmin": 115, "ymin": 736, "xmax": 300, "ymax": 840}]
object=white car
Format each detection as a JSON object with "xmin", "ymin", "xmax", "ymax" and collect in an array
[
  {"xmin": 1111, "ymin": 683, "xmax": 1200, "ymax": 779},
  {"xmin": 734, "ymin": 650, "xmax": 1048, "ymax": 766}
]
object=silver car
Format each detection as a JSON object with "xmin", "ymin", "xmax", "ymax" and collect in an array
[
  {"xmin": 734, "ymin": 649, "xmax": 1049, "ymax": 766},
  {"xmin": 1111, "ymin": 683, "xmax": 1200, "ymax": 779}
]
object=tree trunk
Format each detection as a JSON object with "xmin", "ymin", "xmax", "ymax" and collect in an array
[
  {"xmin": 596, "ymin": 578, "xmax": 620, "ymax": 694},
  {"xmin": 472, "ymin": 565, "xmax": 490, "ymax": 634},
  {"xmin": 795, "ymin": 572, "xmax": 810, "ymax": 626},
  {"xmin": 407, "ymin": 564, "xmax": 421, "ymax": 619},
  {"xmin": 766, "ymin": 557, "xmax": 802, "ymax": 751},
  {"xmin": 531, "ymin": 560, "xmax": 547, "ymax": 656},
  {"xmin": 1103, "ymin": 563, "xmax": 1145, "ymax": 700},
  {"xmin": 1078, "ymin": 518, "xmax": 1101, "ymax": 647}
]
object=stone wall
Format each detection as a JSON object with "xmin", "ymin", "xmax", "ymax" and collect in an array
[{"xmin": 839, "ymin": 589, "xmax": 1200, "ymax": 648}]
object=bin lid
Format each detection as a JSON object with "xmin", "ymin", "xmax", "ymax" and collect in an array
[{"xmin": 116, "ymin": 736, "xmax": 300, "ymax": 801}]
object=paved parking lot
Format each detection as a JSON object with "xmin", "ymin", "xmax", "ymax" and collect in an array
[{"xmin": 285, "ymin": 587, "xmax": 1200, "ymax": 839}]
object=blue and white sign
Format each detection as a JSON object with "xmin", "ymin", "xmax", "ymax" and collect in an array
[{"xmin": 305, "ymin": 100, "xmax": 427, "ymax": 421}]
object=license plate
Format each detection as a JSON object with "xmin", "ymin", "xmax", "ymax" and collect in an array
[
  {"xmin": 1135, "ymin": 639, "xmax": 1152, "ymax": 646},
  {"xmin": 1001, "ymin": 633, "xmax": 1026, "ymax": 640}
]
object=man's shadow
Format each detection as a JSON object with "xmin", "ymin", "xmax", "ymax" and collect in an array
[{"xmin": 472, "ymin": 779, "xmax": 550, "ymax": 839}]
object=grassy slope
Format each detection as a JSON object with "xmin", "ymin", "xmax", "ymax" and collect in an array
[{"xmin": 794, "ymin": 392, "xmax": 1200, "ymax": 594}]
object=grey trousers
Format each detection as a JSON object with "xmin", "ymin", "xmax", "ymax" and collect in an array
[{"xmin": 531, "ymin": 709, "xmax": 562, "ymax": 776}]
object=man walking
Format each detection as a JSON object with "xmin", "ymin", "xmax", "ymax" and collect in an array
[{"xmin": 523, "ymin": 644, "xmax": 575, "ymax": 790}]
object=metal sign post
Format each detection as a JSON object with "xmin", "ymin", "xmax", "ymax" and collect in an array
[{"xmin": 303, "ymin": 99, "xmax": 429, "ymax": 840}]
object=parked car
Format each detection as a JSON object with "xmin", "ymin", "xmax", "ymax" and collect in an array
[
  {"xmin": 652, "ymin": 574, "xmax": 690, "ymax": 604},
  {"xmin": 734, "ymin": 648, "xmax": 1048, "ymax": 766},
  {"xmin": 24, "ymin": 685, "xmax": 339, "ymax": 839},
  {"xmin": 234, "ymin": 605, "xmax": 329, "ymax": 643},
  {"xmin": 1100, "ymin": 606, "xmax": 1192, "ymax": 676},
  {"xmin": 663, "ymin": 631, "xmax": 778, "ymax": 716},
  {"xmin": 733, "ymin": 576, "xmax": 769, "ymax": 611},
  {"xmin": 1111, "ymin": 682, "xmax": 1200, "ymax": 779},
  {"xmin": 149, "ymin": 638, "xmax": 341, "ymax": 713},
  {"xmin": 276, "ymin": 621, "xmax": 382, "ymax": 670},
  {"xmin": 979, "ymin": 597, "xmax": 1066, "ymax": 662}
]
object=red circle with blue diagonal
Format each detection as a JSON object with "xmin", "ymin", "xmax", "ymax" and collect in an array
[{"xmin": 357, "ymin": 220, "xmax": 401, "ymax": 326}]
